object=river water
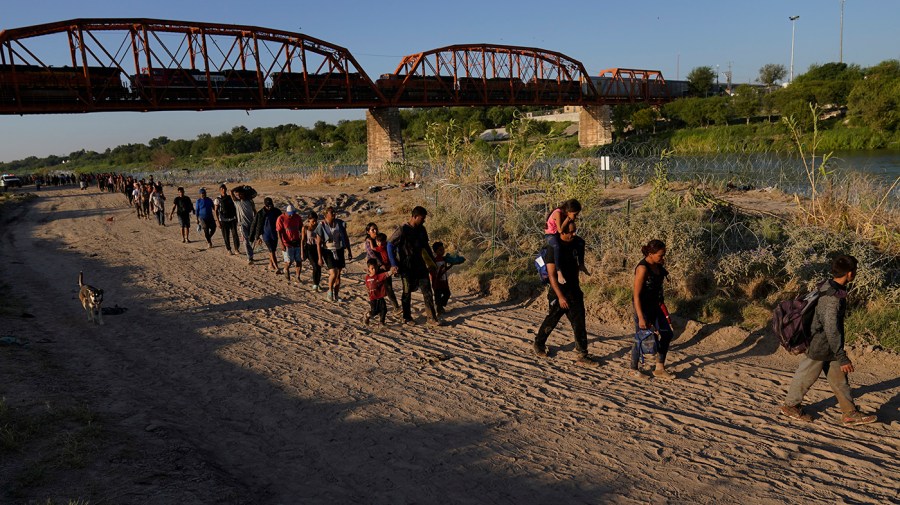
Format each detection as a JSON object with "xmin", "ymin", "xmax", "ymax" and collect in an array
[{"xmin": 830, "ymin": 150, "xmax": 900, "ymax": 179}]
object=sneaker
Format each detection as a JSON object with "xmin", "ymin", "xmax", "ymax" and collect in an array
[
  {"xmin": 533, "ymin": 342, "xmax": 549, "ymax": 358},
  {"xmin": 842, "ymin": 411, "xmax": 877, "ymax": 426},
  {"xmin": 364, "ymin": 313, "xmax": 370, "ymax": 326},
  {"xmin": 653, "ymin": 368, "xmax": 677, "ymax": 380},
  {"xmin": 575, "ymin": 354, "xmax": 600, "ymax": 368},
  {"xmin": 247, "ymin": 259, "xmax": 253, "ymax": 265},
  {"xmin": 326, "ymin": 291, "xmax": 334, "ymax": 302},
  {"xmin": 404, "ymin": 319, "xmax": 416, "ymax": 326},
  {"xmin": 426, "ymin": 318, "xmax": 444, "ymax": 327},
  {"xmin": 780, "ymin": 405, "xmax": 813, "ymax": 422},
  {"xmin": 311, "ymin": 284, "xmax": 319, "ymax": 292}
]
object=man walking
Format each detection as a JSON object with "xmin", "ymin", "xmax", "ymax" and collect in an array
[
  {"xmin": 276, "ymin": 204, "xmax": 303, "ymax": 283},
  {"xmin": 533, "ymin": 221, "xmax": 599, "ymax": 367},
  {"xmin": 233, "ymin": 187, "xmax": 257, "ymax": 265},
  {"xmin": 250, "ymin": 197, "xmax": 282, "ymax": 273},
  {"xmin": 170, "ymin": 187, "xmax": 194, "ymax": 243},
  {"xmin": 195, "ymin": 188, "xmax": 216, "ymax": 248},
  {"xmin": 387, "ymin": 206, "xmax": 441, "ymax": 326},
  {"xmin": 214, "ymin": 184, "xmax": 240, "ymax": 255}
]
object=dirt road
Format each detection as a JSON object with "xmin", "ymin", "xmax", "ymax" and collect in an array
[{"xmin": 1, "ymin": 183, "xmax": 897, "ymax": 504}]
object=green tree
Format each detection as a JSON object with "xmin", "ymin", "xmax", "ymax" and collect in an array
[
  {"xmin": 686, "ymin": 66, "xmax": 716, "ymax": 97},
  {"xmin": 847, "ymin": 59, "xmax": 900, "ymax": 131},
  {"xmin": 732, "ymin": 84, "xmax": 760, "ymax": 124},
  {"xmin": 631, "ymin": 107, "xmax": 659, "ymax": 133},
  {"xmin": 757, "ymin": 64, "xmax": 787, "ymax": 88}
]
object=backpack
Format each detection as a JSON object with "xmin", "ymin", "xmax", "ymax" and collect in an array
[
  {"xmin": 240, "ymin": 185, "xmax": 258, "ymax": 200},
  {"xmin": 534, "ymin": 246, "xmax": 550, "ymax": 284},
  {"xmin": 635, "ymin": 329, "xmax": 658, "ymax": 363},
  {"xmin": 771, "ymin": 282, "xmax": 825, "ymax": 355}
]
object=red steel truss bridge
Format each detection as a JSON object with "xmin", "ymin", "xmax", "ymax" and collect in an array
[{"xmin": 0, "ymin": 18, "xmax": 674, "ymax": 115}]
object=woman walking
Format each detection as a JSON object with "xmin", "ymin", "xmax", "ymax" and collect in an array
[
  {"xmin": 302, "ymin": 211, "xmax": 323, "ymax": 291},
  {"xmin": 630, "ymin": 240, "xmax": 676, "ymax": 380},
  {"xmin": 315, "ymin": 207, "xmax": 352, "ymax": 302}
]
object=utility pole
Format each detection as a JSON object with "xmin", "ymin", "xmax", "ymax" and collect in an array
[
  {"xmin": 839, "ymin": 0, "xmax": 845, "ymax": 63},
  {"xmin": 789, "ymin": 15, "xmax": 800, "ymax": 83}
]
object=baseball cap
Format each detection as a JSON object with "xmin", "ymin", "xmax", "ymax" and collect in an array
[
  {"xmin": 199, "ymin": 187, "xmax": 207, "ymax": 194},
  {"xmin": 285, "ymin": 204, "xmax": 295, "ymax": 215}
]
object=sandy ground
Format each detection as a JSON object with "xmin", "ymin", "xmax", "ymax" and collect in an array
[{"xmin": 0, "ymin": 181, "xmax": 897, "ymax": 504}]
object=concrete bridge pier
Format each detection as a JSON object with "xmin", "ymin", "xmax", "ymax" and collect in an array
[
  {"xmin": 366, "ymin": 107, "xmax": 405, "ymax": 175},
  {"xmin": 578, "ymin": 105, "xmax": 613, "ymax": 148}
]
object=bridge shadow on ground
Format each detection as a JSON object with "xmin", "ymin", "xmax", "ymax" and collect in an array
[{"xmin": 0, "ymin": 226, "xmax": 638, "ymax": 504}]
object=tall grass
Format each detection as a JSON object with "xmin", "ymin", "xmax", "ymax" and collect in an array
[{"xmin": 415, "ymin": 113, "xmax": 899, "ymax": 351}]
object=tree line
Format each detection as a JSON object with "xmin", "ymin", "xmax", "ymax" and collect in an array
[
  {"xmin": 0, "ymin": 106, "xmax": 539, "ymax": 174},
  {"xmin": 623, "ymin": 60, "xmax": 900, "ymax": 134}
]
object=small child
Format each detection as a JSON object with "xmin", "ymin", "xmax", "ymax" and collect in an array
[
  {"xmin": 781, "ymin": 254, "xmax": 877, "ymax": 426},
  {"xmin": 364, "ymin": 258, "xmax": 394, "ymax": 325},
  {"xmin": 431, "ymin": 241, "xmax": 452, "ymax": 315},
  {"xmin": 545, "ymin": 199, "xmax": 588, "ymax": 284},
  {"xmin": 372, "ymin": 233, "xmax": 400, "ymax": 310}
]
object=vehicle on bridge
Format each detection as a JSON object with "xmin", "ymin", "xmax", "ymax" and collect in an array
[
  {"xmin": 130, "ymin": 68, "xmax": 263, "ymax": 102},
  {"xmin": 270, "ymin": 72, "xmax": 379, "ymax": 102},
  {"xmin": 0, "ymin": 64, "xmax": 128, "ymax": 105}
]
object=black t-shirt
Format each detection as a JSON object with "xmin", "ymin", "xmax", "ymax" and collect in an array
[
  {"xmin": 389, "ymin": 223, "xmax": 431, "ymax": 277},
  {"xmin": 173, "ymin": 196, "xmax": 193, "ymax": 215},
  {"xmin": 545, "ymin": 236, "xmax": 584, "ymax": 290},
  {"xmin": 635, "ymin": 258, "xmax": 668, "ymax": 313}
]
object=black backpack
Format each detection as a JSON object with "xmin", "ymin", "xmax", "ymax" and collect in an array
[
  {"xmin": 217, "ymin": 195, "xmax": 237, "ymax": 220},
  {"xmin": 771, "ymin": 282, "xmax": 826, "ymax": 355}
]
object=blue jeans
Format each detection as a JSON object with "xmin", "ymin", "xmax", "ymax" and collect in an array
[{"xmin": 630, "ymin": 307, "xmax": 673, "ymax": 369}]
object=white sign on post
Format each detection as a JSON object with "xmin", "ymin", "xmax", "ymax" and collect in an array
[{"xmin": 600, "ymin": 156, "xmax": 610, "ymax": 171}]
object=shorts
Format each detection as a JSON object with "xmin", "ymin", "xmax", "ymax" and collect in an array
[
  {"xmin": 264, "ymin": 238, "xmax": 278, "ymax": 253},
  {"xmin": 177, "ymin": 212, "xmax": 191, "ymax": 228},
  {"xmin": 283, "ymin": 246, "xmax": 302, "ymax": 263},
  {"xmin": 323, "ymin": 248, "xmax": 346, "ymax": 270}
]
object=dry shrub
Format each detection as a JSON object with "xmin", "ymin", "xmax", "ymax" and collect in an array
[
  {"xmin": 747, "ymin": 276, "xmax": 778, "ymax": 300},
  {"xmin": 682, "ymin": 271, "xmax": 716, "ymax": 298}
]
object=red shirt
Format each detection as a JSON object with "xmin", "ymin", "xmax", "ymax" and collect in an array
[
  {"xmin": 275, "ymin": 214, "xmax": 303, "ymax": 246},
  {"xmin": 373, "ymin": 244, "xmax": 390, "ymax": 270},
  {"xmin": 365, "ymin": 272, "xmax": 390, "ymax": 301}
]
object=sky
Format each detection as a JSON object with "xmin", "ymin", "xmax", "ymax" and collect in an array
[{"xmin": 2, "ymin": 0, "xmax": 899, "ymax": 163}]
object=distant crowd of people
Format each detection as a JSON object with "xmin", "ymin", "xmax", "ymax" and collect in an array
[{"xmin": 94, "ymin": 179, "xmax": 877, "ymax": 427}]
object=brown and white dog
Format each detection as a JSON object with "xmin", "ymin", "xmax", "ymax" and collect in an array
[{"xmin": 78, "ymin": 271, "xmax": 104, "ymax": 325}]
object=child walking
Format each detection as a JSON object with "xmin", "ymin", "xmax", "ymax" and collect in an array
[
  {"xmin": 781, "ymin": 254, "xmax": 877, "ymax": 426},
  {"xmin": 364, "ymin": 258, "xmax": 394, "ymax": 325},
  {"xmin": 373, "ymin": 232, "xmax": 400, "ymax": 310},
  {"xmin": 431, "ymin": 241, "xmax": 452, "ymax": 315}
]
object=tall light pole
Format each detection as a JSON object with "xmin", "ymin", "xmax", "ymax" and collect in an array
[
  {"xmin": 789, "ymin": 15, "xmax": 800, "ymax": 83},
  {"xmin": 839, "ymin": 0, "xmax": 845, "ymax": 63}
]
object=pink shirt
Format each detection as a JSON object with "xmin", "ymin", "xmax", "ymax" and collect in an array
[{"xmin": 545, "ymin": 208, "xmax": 562, "ymax": 235}]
